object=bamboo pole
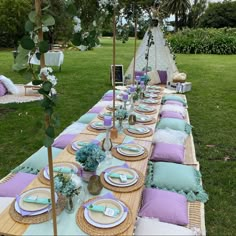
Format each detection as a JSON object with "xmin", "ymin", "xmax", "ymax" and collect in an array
[
  {"xmin": 132, "ymin": 10, "xmax": 138, "ymax": 85},
  {"xmin": 110, "ymin": 5, "xmax": 118, "ymax": 139},
  {"xmin": 35, "ymin": 1, "xmax": 57, "ymax": 235}
]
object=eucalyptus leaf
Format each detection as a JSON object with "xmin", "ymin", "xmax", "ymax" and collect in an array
[
  {"xmin": 46, "ymin": 125, "xmax": 55, "ymax": 138},
  {"xmin": 25, "ymin": 20, "xmax": 34, "ymax": 32},
  {"xmin": 43, "ymin": 135, "xmax": 54, "ymax": 147},
  {"xmin": 38, "ymin": 88, "xmax": 47, "ymax": 95},
  {"xmin": 42, "ymin": 5, "xmax": 50, "ymax": 11},
  {"xmin": 66, "ymin": 3, "xmax": 77, "ymax": 16},
  {"xmin": 21, "ymin": 36, "xmax": 35, "ymax": 50},
  {"xmin": 23, "ymin": 71, "xmax": 33, "ymax": 81},
  {"xmin": 71, "ymin": 33, "xmax": 82, "ymax": 46},
  {"xmin": 43, "ymin": 81, "xmax": 52, "ymax": 92},
  {"xmin": 41, "ymin": 14, "xmax": 55, "ymax": 26},
  {"xmin": 12, "ymin": 63, "xmax": 27, "ymax": 72},
  {"xmin": 28, "ymin": 11, "xmax": 36, "ymax": 23},
  {"xmin": 32, "ymin": 80, "xmax": 44, "ymax": 85},
  {"xmin": 39, "ymin": 40, "xmax": 49, "ymax": 53}
]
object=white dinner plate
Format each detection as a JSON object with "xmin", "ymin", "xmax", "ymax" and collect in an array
[
  {"xmin": 117, "ymin": 144, "xmax": 144, "ymax": 156},
  {"xmin": 90, "ymin": 121, "xmax": 106, "ymax": 130},
  {"xmin": 127, "ymin": 126, "xmax": 150, "ymax": 134},
  {"xmin": 71, "ymin": 141, "xmax": 90, "ymax": 150},
  {"xmin": 136, "ymin": 106, "xmax": 155, "ymax": 112},
  {"xmin": 136, "ymin": 115, "xmax": 152, "ymax": 123},
  {"xmin": 143, "ymin": 99, "xmax": 158, "ymax": 104}
]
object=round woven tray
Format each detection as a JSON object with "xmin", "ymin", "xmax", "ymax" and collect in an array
[
  {"xmin": 9, "ymin": 192, "xmax": 66, "ymax": 224},
  {"xmin": 124, "ymin": 128, "xmax": 153, "ymax": 138},
  {"xmin": 136, "ymin": 117, "xmax": 157, "ymax": 125},
  {"xmin": 38, "ymin": 162, "xmax": 81, "ymax": 185},
  {"xmin": 134, "ymin": 108, "xmax": 157, "ymax": 115},
  {"xmin": 111, "ymin": 147, "xmax": 148, "ymax": 161},
  {"xmin": 76, "ymin": 198, "xmax": 132, "ymax": 236},
  {"xmin": 141, "ymin": 100, "xmax": 161, "ymax": 106},
  {"xmin": 66, "ymin": 144, "xmax": 77, "ymax": 155},
  {"xmin": 87, "ymin": 125, "xmax": 106, "ymax": 133},
  {"xmin": 100, "ymin": 168, "xmax": 144, "ymax": 193}
]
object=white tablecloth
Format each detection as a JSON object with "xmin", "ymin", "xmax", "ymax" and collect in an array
[{"xmin": 29, "ymin": 51, "xmax": 64, "ymax": 67}]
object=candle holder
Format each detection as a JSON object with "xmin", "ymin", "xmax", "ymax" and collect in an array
[{"xmin": 128, "ymin": 87, "xmax": 137, "ymax": 126}]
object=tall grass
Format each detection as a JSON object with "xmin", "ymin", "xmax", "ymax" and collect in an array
[{"xmin": 0, "ymin": 38, "xmax": 236, "ymax": 235}]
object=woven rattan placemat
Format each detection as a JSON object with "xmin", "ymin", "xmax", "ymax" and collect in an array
[
  {"xmin": 87, "ymin": 125, "xmax": 106, "ymax": 133},
  {"xmin": 76, "ymin": 198, "xmax": 132, "ymax": 236},
  {"xmin": 38, "ymin": 162, "xmax": 81, "ymax": 185},
  {"xmin": 111, "ymin": 147, "xmax": 148, "ymax": 161},
  {"xmin": 134, "ymin": 108, "xmax": 157, "ymax": 115},
  {"xmin": 9, "ymin": 192, "xmax": 65, "ymax": 224},
  {"xmin": 100, "ymin": 168, "xmax": 144, "ymax": 193},
  {"xmin": 124, "ymin": 128, "xmax": 153, "ymax": 138}
]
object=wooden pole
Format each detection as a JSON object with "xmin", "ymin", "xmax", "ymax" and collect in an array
[
  {"xmin": 35, "ymin": 1, "xmax": 57, "ymax": 235},
  {"xmin": 132, "ymin": 9, "xmax": 138, "ymax": 85},
  {"xmin": 110, "ymin": 5, "xmax": 118, "ymax": 139}
]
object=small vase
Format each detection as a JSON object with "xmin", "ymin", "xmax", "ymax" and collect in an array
[
  {"xmin": 81, "ymin": 169, "xmax": 96, "ymax": 182},
  {"xmin": 117, "ymin": 119, "xmax": 124, "ymax": 133},
  {"xmin": 65, "ymin": 195, "xmax": 75, "ymax": 214},
  {"xmin": 87, "ymin": 175, "xmax": 103, "ymax": 195}
]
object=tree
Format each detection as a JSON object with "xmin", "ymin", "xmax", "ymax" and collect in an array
[
  {"xmin": 0, "ymin": 0, "xmax": 32, "ymax": 48},
  {"xmin": 162, "ymin": 0, "xmax": 191, "ymax": 31},
  {"xmin": 199, "ymin": 1, "xmax": 236, "ymax": 28}
]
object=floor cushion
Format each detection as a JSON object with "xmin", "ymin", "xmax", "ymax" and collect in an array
[
  {"xmin": 162, "ymin": 95, "xmax": 187, "ymax": 106},
  {"xmin": 135, "ymin": 217, "xmax": 195, "ymax": 235},
  {"xmin": 160, "ymin": 104, "xmax": 186, "ymax": 118},
  {"xmin": 157, "ymin": 70, "xmax": 167, "ymax": 84},
  {"xmin": 0, "ymin": 75, "xmax": 18, "ymax": 94},
  {"xmin": 60, "ymin": 122, "xmax": 87, "ymax": 135},
  {"xmin": 0, "ymin": 173, "xmax": 36, "ymax": 197},
  {"xmin": 138, "ymin": 188, "xmax": 188, "ymax": 225},
  {"xmin": 0, "ymin": 197, "xmax": 14, "ymax": 214},
  {"xmin": 0, "ymin": 82, "xmax": 7, "ymax": 96},
  {"xmin": 87, "ymin": 106, "xmax": 104, "ymax": 114},
  {"xmin": 78, "ymin": 113, "xmax": 97, "ymax": 124},
  {"xmin": 160, "ymin": 110, "xmax": 184, "ymax": 120},
  {"xmin": 52, "ymin": 133, "xmax": 77, "ymax": 149}
]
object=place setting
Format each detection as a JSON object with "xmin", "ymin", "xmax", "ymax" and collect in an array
[
  {"xmin": 135, "ymin": 113, "xmax": 157, "ymax": 125},
  {"xmin": 124, "ymin": 125, "xmax": 153, "ymax": 138},
  {"xmin": 9, "ymin": 187, "xmax": 65, "ymax": 224},
  {"xmin": 144, "ymin": 93, "xmax": 161, "ymax": 99},
  {"xmin": 87, "ymin": 121, "xmax": 106, "ymax": 133},
  {"xmin": 141, "ymin": 98, "xmax": 160, "ymax": 105},
  {"xmin": 134, "ymin": 104, "xmax": 157, "ymax": 115},
  {"xmin": 97, "ymin": 111, "xmax": 113, "ymax": 120},
  {"xmin": 106, "ymin": 102, "xmax": 123, "ymax": 111},
  {"xmin": 67, "ymin": 139, "xmax": 100, "ymax": 154},
  {"xmin": 111, "ymin": 143, "xmax": 148, "ymax": 161},
  {"xmin": 38, "ymin": 162, "xmax": 80, "ymax": 185},
  {"xmin": 100, "ymin": 164, "xmax": 145, "ymax": 193},
  {"xmin": 76, "ymin": 192, "xmax": 132, "ymax": 235}
]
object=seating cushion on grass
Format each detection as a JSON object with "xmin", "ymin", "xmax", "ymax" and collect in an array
[
  {"xmin": 87, "ymin": 106, "xmax": 104, "ymax": 113},
  {"xmin": 135, "ymin": 217, "xmax": 195, "ymax": 235},
  {"xmin": 160, "ymin": 111, "xmax": 184, "ymax": 120},
  {"xmin": 146, "ymin": 162, "xmax": 208, "ymax": 203},
  {"xmin": 164, "ymin": 100, "xmax": 184, "ymax": 106},
  {"xmin": 0, "ymin": 197, "xmax": 14, "ymax": 214},
  {"xmin": 60, "ymin": 122, "xmax": 87, "ymax": 135},
  {"xmin": 138, "ymin": 188, "xmax": 188, "ymax": 225},
  {"xmin": 0, "ymin": 172, "xmax": 36, "ymax": 197},
  {"xmin": 153, "ymin": 128, "xmax": 188, "ymax": 145},
  {"xmin": 150, "ymin": 142, "xmax": 185, "ymax": 164},
  {"xmin": 160, "ymin": 104, "xmax": 186, "ymax": 118},
  {"xmin": 52, "ymin": 133, "xmax": 77, "ymax": 149},
  {"xmin": 77, "ymin": 113, "xmax": 97, "ymax": 124},
  {"xmin": 156, "ymin": 118, "xmax": 192, "ymax": 135},
  {"xmin": 157, "ymin": 70, "xmax": 167, "ymax": 84},
  {"xmin": 11, "ymin": 147, "xmax": 62, "ymax": 174},
  {"xmin": 162, "ymin": 95, "xmax": 187, "ymax": 106},
  {"xmin": 0, "ymin": 82, "xmax": 7, "ymax": 96}
]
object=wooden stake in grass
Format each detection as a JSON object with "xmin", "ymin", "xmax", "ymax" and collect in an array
[
  {"xmin": 132, "ymin": 5, "xmax": 138, "ymax": 85},
  {"xmin": 111, "ymin": 4, "xmax": 118, "ymax": 140},
  {"xmin": 35, "ymin": 1, "xmax": 57, "ymax": 235}
]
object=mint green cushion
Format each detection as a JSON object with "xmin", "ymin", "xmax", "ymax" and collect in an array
[
  {"xmin": 11, "ymin": 147, "xmax": 62, "ymax": 174},
  {"xmin": 157, "ymin": 118, "xmax": 192, "ymax": 135},
  {"xmin": 162, "ymin": 95, "xmax": 187, "ymax": 106},
  {"xmin": 78, "ymin": 113, "xmax": 97, "ymax": 124},
  {"xmin": 104, "ymin": 90, "xmax": 121, "ymax": 95},
  {"xmin": 146, "ymin": 162, "xmax": 208, "ymax": 203}
]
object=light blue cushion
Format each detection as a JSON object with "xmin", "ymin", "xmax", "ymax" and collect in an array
[
  {"xmin": 146, "ymin": 162, "xmax": 208, "ymax": 203},
  {"xmin": 11, "ymin": 147, "xmax": 62, "ymax": 174},
  {"xmin": 162, "ymin": 95, "xmax": 187, "ymax": 106},
  {"xmin": 78, "ymin": 113, "xmax": 97, "ymax": 124},
  {"xmin": 157, "ymin": 118, "xmax": 192, "ymax": 135}
]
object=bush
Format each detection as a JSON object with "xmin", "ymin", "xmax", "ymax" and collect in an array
[{"xmin": 167, "ymin": 28, "xmax": 236, "ymax": 54}]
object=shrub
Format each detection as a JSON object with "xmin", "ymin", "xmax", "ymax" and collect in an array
[{"xmin": 167, "ymin": 28, "xmax": 236, "ymax": 55}]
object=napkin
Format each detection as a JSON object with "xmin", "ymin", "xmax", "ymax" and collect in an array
[
  {"xmin": 23, "ymin": 196, "xmax": 51, "ymax": 204},
  {"xmin": 83, "ymin": 192, "xmax": 128, "ymax": 213},
  {"xmin": 108, "ymin": 173, "xmax": 134, "ymax": 179},
  {"xmin": 53, "ymin": 166, "xmax": 74, "ymax": 174},
  {"xmin": 87, "ymin": 204, "xmax": 120, "ymax": 217}
]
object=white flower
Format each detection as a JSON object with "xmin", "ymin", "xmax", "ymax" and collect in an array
[
  {"xmin": 50, "ymin": 88, "xmax": 57, "ymax": 95},
  {"xmin": 47, "ymin": 74, "xmax": 57, "ymax": 87},
  {"xmin": 92, "ymin": 20, "xmax": 96, "ymax": 27},
  {"xmin": 42, "ymin": 25, "xmax": 49, "ymax": 32},
  {"xmin": 82, "ymin": 32, "xmax": 89, "ymax": 39},
  {"xmin": 71, "ymin": 174, "xmax": 82, "ymax": 189},
  {"xmin": 74, "ymin": 24, "xmax": 81, "ymax": 33}
]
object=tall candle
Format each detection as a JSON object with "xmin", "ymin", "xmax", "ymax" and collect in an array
[
  {"xmin": 104, "ymin": 115, "xmax": 112, "ymax": 127},
  {"xmin": 129, "ymin": 85, "xmax": 135, "ymax": 93}
]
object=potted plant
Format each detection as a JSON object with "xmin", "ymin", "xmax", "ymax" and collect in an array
[{"xmin": 75, "ymin": 143, "xmax": 105, "ymax": 181}]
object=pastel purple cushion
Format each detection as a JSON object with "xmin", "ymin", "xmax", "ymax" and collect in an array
[
  {"xmin": 139, "ymin": 188, "xmax": 188, "ymax": 225},
  {"xmin": 102, "ymin": 95, "xmax": 113, "ymax": 101},
  {"xmin": 52, "ymin": 134, "xmax": 77, "ymax": 149},
  {"xmin": 160, "ymin": 111, "xmax": 184, "ymax": 120},
  {"xmin": 0, "ymin": 82, "xmax": 7, "ymax": 96},
  {"xmin": 135, "ymin": 71, "xmax": 145, "ymax": 76},
  {"xmin": 0, "ymin": 172, "xmax": 36, "ymax": 197},
  {"xmin": 88, "ymin": 106, "xmax": 104, "ymax": 113},
  {"xmin": 158, "ymin": 70, "xmax": 167, "ymax": 84},
  {"xmin": 151, "ymin": 142, "xmax": 185, "ymax": 163},
  {"xmin": 164, "ymin": 100, "xmax": 184, "ymax": 106}
]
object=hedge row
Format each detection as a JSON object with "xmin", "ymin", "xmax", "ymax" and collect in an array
[{"xmin": 167, "ymin": 28, "xmax": 236, "ymax": 54}]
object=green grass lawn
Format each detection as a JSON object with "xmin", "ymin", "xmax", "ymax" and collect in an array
[{"xmin": 0, "ymin": 38, "xmax": 236, "ymax": 235}]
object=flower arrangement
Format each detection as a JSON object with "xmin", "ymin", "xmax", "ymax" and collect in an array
[
  {"xmin": 75, "ymin": 143, "xmax": 105, "ymax": 172},
  {"xmin": 115, "ymin": 108, "xmax": 128, "ymax": 120},
  {"xmin": 54, "ymin": 173, "xmax": 81, "ymax": 197}
]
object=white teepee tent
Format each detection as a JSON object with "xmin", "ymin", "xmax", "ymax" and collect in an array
[{"xmin": 125, "ymin": 25, "xmax": 178, "ymax": 83}]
